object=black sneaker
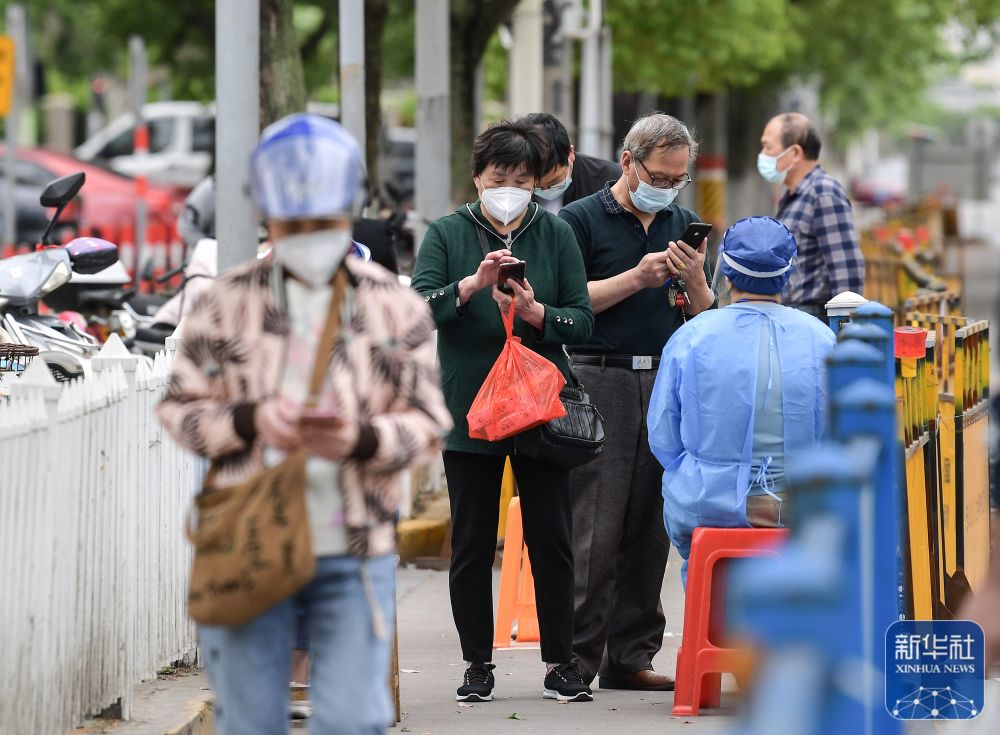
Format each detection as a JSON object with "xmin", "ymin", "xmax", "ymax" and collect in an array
[
  {"xmin": 543, "ymin": 662, "xmax": 593, "ymax": 702},
  {"xmin": 456, "ymin": 662, "xmax": 496, "ymax": 702}
]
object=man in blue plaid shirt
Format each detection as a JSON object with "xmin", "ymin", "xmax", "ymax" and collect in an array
[{"xmin": 758, "ymin": 113, "xmax": 864, "ymax": 317}]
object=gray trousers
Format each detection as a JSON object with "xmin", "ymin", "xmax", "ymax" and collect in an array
[{"xmin": 569, "ymin": 363, "xmax": 670, "ymax": 683}]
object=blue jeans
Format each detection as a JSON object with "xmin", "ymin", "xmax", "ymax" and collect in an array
[{"xmin": 199, "ymin": 555, "xmax": 396, "ymax": 735}]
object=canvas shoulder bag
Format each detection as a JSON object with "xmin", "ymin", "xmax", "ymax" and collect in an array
[{"xmin": 186, "ymin": 268, "xmax": 348, "ymax": 627}]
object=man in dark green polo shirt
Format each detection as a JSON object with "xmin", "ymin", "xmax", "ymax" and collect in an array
[{"xmin": 559, "ymin": 112, "xmax": 714, "ymax": 691}]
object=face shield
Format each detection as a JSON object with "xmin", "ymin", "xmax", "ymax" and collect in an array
[{"xmin": 711, "ymin": 255, "xmax": 733, "ymax": 307}]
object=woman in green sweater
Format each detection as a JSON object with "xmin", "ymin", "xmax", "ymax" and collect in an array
[{"xmin": 411, "ymin": 120, "xmax": 594, "ymax": 704}]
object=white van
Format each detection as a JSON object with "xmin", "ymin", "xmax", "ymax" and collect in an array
[{"xmin": 75, "ymin": 101, "xmax": 215, "ymax": 189}]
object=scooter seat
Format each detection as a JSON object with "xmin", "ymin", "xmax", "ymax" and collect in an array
[
  {"xmin": 128, "ymin": 294, "xmax": 170, "ymax": 317},
  {"xmin": 135, "ymin": 323, "xmax": 175, "ymax": 345}
]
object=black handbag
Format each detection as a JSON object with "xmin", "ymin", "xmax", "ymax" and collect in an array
[
  {"xmin": 472, "ymin": 224, "xmax": 605, "ymax": 469},
  {"xmin": 515, "ymin": 367, "xmax": 606, "ymax": 469}
]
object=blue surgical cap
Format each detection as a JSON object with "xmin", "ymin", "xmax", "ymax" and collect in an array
[
  {"xmin": 719, "ymin": 216, "xmax": 797, "ymax": 295},
  {"xmin": 250, "ymin": 114, "xmax": 365, "ymax": 220}
]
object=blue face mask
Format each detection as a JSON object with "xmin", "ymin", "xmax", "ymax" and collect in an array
[
  {"xmin": 757, "ymin": 148, "xmax": 792, "ymax": 184},
  {"xmin": 535, "ymin": 173, "xmax": 572, "ymax": 201},
  {"xmin": 628, "ymin": 162, "xmax": 678, "ymax": 213}
]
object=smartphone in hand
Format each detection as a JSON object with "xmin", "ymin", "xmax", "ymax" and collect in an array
[
  {"xmin": 679, "ymin": 222, "xmax": 712, "ymax": 249},
  {"xmin": 497, "ymin": 260, "xmax": 526, "ymax": 294},
  {"xmin": 299, "ymin": 406, "xmax": 343, "ymax": 426}
]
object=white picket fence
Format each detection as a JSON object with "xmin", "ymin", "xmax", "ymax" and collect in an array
[{"xmin": 0, "ymin": 337, "xmax": 204, "ymax": 735}]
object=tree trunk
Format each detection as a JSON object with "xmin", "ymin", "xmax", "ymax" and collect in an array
[
  {"xmin": 364, "ymin": 0, "xmax": 389, "ymax": 204},
  {"xmin": 449, "ymin": 0, "xmax": 520, "ymax": 203},
  {"xmin": 259, "ymin": 0, "xmax": 307, "ymax": 130}
]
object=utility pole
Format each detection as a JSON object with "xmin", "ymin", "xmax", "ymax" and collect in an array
[
  {"xmin": 129, "ymin": 36, "xmax": 148, "ymax": 277},
  {"xmin": 338, "ymin": 1, "xmax": 365, "ymax": 149},
  {"xmin": 508, "ymin": 0, "xmax": 544, "ymax": 116},
  {"xmin": 547, "ymin": 0, "xmax": 575, "ymax": 138},
  {"xmin": 215, "ymin": 0, "xmax": 260, "ymax": 271},
  {"xmin": 2, "ymin": 4, "xmax": 24, "ymax": 251},
  {"xmin": 598, "ymin": 24, "xmax": 613, "ymax": 159},
  {"xmin": 414, "ymin": 0, "xmax": 450, "ymax": 251},
  {"xmin": 571, "ymin": 0, "xmax": 604, "ymax": 157}
]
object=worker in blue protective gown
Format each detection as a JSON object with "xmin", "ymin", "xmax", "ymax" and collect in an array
[{"xmin": 647, "ymin": 216, "xmax": 837, "ymax": 584}]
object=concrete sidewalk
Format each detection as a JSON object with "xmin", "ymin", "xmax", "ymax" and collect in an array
[
  {"xmin": 395, "ymin": 553, "xmax": 738, "ymax": 734},
  {"xmin": 73, "ymin": 668, "xmax": 212, "ymax": 735},
  {"xmin": 77, "ymin": 550, "xmax": 737, "ymax": 735}
]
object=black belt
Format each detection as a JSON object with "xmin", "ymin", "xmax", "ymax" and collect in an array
[{"xmin": 569, "ymin": 353, "xmax": 660, "ymax": 370}]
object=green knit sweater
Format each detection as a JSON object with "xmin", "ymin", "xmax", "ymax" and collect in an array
[{"xmin": 411, "ymin": 201, "xmax": 594, "ymax": 455}]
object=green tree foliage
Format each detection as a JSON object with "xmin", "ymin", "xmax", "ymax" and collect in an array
[
  {"xmin": 382, "ymin": 0, "xmax": 416, "ymax": 82},
  {"xmin": 790, "ymin": 0, "xmax": 953, "ymax": 134},
  {"xmin": 449, "ymin": 0, "xmax": 521, "ymax": 201},
  {"xmin": 606, "ymin": 0, "xmax": 1000, "ymax": 136},
  {"xmin": 606, "ymin": 0, "xmax": 795, "ymax": 97},
  {"xmin": 4, "ymin": 0, "xmax": 340, "ymax": 103},
  {"xmin": 5, "ymin": 0, "xmax": 217, "ymax": 101},
  {"xmin": 6, "ymin": 0, "xmax": 998, "ymax": 193}
]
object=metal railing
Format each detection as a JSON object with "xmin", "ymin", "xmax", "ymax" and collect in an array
[{"xmin": 0, "ymin": 338, "xmax": 204, "ymax": 734}]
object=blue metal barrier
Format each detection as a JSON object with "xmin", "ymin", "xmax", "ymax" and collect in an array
[{"xmin": 729, "ymin": 301, "xmax": 905, "ymax": 735}]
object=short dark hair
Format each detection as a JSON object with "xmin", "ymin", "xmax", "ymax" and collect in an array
[
  {"xmin": 519, "ymin": 112, "xmax": 571, "ymax": 171},
  {"xmin": 779, "ymin": 113, "xmax": 821, "ymax": 160},
  {"xmin": 469, "ymin": 119, "xmax": 548, "ymax": 181}
]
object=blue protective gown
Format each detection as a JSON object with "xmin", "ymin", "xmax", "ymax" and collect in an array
[{"xmin": 647, "ymin": 303, "xmax": 837, "ymax": 582}]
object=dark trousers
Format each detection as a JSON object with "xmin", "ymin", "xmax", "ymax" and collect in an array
[
  {"xmin": 569, "ymin": 364, "xmax": 670, "ymax": 683},
  {"xmin": 443, "ymin": 450, "xmax": 574, "ymax": 664},
  {"xmin": 791, "ymin": 302, "xmax": 827, "ymax": 321}
]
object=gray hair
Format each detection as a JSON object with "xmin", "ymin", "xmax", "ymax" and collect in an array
[{"xmin": 623, "ymin": 113, "xmax": 698, "ymax": 164}]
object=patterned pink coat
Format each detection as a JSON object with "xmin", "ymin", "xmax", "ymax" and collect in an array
[{"xmin": 157, "ymin": 256, "xmax": 452, "ymax": 557}]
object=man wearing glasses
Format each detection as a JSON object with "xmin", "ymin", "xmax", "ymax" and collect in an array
[{"xmin": 559, "ymin": 113, "xmax": 714, "ymax": 691}]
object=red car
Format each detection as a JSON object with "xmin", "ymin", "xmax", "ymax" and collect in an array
[{"xmin": 0, "ymin": 145, "xmax": 184, "ymax": 245}]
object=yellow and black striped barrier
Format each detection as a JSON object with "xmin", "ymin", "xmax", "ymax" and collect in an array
[
  {"xmin": 952, "ymin": 320, "xmax": 991, "ymax": 597},
  {"xmin": 896, "ymin": 312, "xmax": 991, "ymax": 619},
  {"xmin": 895, "ymin": 326, "xmax": 940, "ymax": 620}
]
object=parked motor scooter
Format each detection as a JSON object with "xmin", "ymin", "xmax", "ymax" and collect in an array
[
  {"xmin": 129, "ymin": 237, "xmax": 217, "ymax": 358},
  {"xmin": 0, "ymin": 173, "xmax": 119, "ymax": 381}
]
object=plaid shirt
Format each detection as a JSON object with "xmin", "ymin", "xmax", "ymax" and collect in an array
[{"xmin": 777, "ymin": 165, "xmax": 864, "ymax": 306}]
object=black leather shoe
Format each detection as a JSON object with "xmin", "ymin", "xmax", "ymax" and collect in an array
[{"xmin": 598, "ymin": 669, "xmax": 675, "ymax": 691}]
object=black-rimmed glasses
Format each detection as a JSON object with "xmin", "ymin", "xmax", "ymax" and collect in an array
[{"xmin": 635, "ymin": 158, "xmax": 692, "ymax": 190}]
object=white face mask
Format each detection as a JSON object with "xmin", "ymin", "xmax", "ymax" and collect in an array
[
  {"xmin": 757, "ymin": 147, "xmax": 793, "ymax": 184},
  {"xmin": 479, "ymin": 185, "xmax": 533, "ymax": 225},
  {"xmin": 535, "ymin": 172, "xmax": 572, "ymax": 201},
  {"xmin": 273, "ymin": 228, "xmax": 352, "ymax": 288},
  {"xmin": 628, "ymin": 163, "xmax": 678, "ymax": 213}
]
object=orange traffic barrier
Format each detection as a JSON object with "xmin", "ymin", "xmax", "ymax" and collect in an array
[
  {"xmin": 496, "ymin": 458, "xmax": 516, "ymax": 541},
  {"xmin": 672, "ymin": 527, "xmax": 788, "ymax": 717},
  {"xmin": 119, "ymin": 223, "xmax": 136, "ymax": 279},
  {"xmin": 493, "ymin": 497, "xmax": 539, "ymax": 648},
  {"xmin": 147, "ymin": 221, "xmax": 169, "ymax": 289}
]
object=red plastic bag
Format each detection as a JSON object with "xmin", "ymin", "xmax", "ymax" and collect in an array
[{"xmin": 467, "ymin": 303, "xmax": 566, "ymax": 441}]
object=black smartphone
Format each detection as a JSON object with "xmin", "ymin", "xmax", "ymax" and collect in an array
[
  {"xmin": 679, "ymin": 222, "xmax": 713, "ymax": 249},
  {"xmin": 497, "ymin": 260, "xmax": 526, "ymax": 293}
]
